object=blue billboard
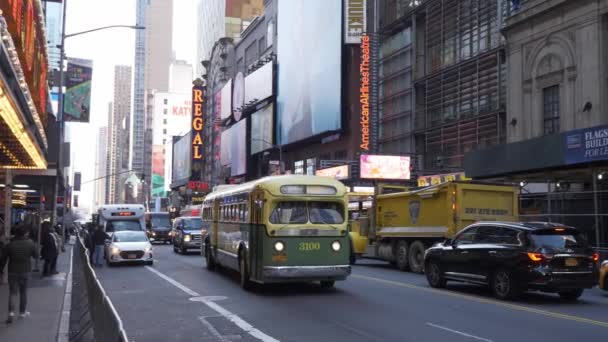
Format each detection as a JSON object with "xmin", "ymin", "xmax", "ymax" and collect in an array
[
  {"xmin": 564, "ymin": 125, "xmax": 608, "ymax": 165},
  {"xmin": 276, "ymin": 0, "xmax": 342, "ymax": 145}
]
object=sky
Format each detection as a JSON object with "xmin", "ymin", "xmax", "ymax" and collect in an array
[{"xmin": 63, "ymin": 0, "xmax": 196, "ymax": 212}]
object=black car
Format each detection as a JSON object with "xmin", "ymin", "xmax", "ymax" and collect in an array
[
  {"xmin": 424, "ymin": 222, "xmax": 599, "ymax": 300},
  {"xmin": 145, "ymin": 212, "xmax": 172, "ymax": 244}
]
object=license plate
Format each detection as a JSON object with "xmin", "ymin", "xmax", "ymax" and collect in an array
[
  {"xmin": 128, "ymin": 254, "xmax": 137, "ymax": 259},
  {"xmin": 565, "ymin": 258, "xmax": 578, "ymax": 267}
]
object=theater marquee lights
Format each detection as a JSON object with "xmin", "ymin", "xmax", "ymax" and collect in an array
[
  {"xmin": 191, "ymin": 85, "xmax": 204, "ymax": 161},
  {"xmin": 360, "ymin": 33, "xmax": 370, "ymax": 151}
]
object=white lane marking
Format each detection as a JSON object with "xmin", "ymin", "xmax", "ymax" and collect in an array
[
  {"xmin": 145, "ymin": 266, "xmax": 279, "ymax": 342},
  {"xmin": 198, "ymin": 316, "xmax": 236, "ymax": 342},
  {"xmin": 426, "ymin": 322, "xmax": 494, "ymax": 342}
]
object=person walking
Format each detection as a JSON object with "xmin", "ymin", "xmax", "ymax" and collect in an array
[
  {"xmin": 0, "ymin": 226, "xmax": 39, "ymax": 323},
  {"xmin": 91, "ymin": 226, "xmax": 110, "ymax": 267},
  {"xmin": 40, "ymin": 222, "xmax": 58, "ymax": 277}
]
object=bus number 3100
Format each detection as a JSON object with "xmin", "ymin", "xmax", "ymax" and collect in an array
[{"xmin": 298, "ymin": 242, "xmax": 321, "ymax": 251}]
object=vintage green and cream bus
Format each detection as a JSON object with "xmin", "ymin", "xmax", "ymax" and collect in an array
[{"xmin": 201, "ymin": 175, "xmax": 351, "ymax": 290}]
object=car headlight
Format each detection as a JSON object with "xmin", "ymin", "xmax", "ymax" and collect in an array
[
  {"xmin": 184, "ymin": 235, "xmax": 191, "ymax": 242},
  {"xmin": 111, "ymin": 247, "xmax": 120, "ymax": 255},
  {"xmin": 274, "ymin": 241, "xmax": 285, "ymax": 252},
  {"xmin": 145, "ymin": 246, "xmax": 152, "ymax": 253},
  {"xmin": 331, "ymin": 240, "xmax": 341, "ymax": 252},
  {"xmin": 152, "ymin": 231, "xmax": 156, "ymax": 236}
]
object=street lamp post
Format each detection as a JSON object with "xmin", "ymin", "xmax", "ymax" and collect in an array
[{"xmin": 52, "ymin": 0, "xmax": 145, "ymax": 238}]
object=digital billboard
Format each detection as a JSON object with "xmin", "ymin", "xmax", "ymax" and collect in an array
[
  {"xmin": 251, "ymin": 103, "xmax": 274, "ymax": 155},
  {"xmin": 152, "ymin": 145, "xmax": 165, "ymax": 196},
  {"xmin": 245, "ymin": 62, "xmax": 273, "ymax": 105},
  {"xmin": 172, "ymin": 133, "xmax": 191, "ymax": 185},
  {"xmin": 277, "ymin": 0, "xmax": 342, "ymax": 145},
  {"xmin": 220, "ymin": 129, "xmax": 232, "ymax": 166},
  {"xmin": 316, "ymin": 165, "xmax": 350, "ymax": 180},
  {"xmin": 231, "ymin": 119, "xmax": 246, "ymax": 176},
  {"xmin": 360, "ymin": 155, "xmax": 411, "ymax": 180}
]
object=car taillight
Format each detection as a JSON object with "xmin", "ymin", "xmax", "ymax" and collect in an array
[
  {"xmin": 527, "ymin": 252, "xmax": 543, "ymax": 262},
  {"xmin": 592, "ymin": 252, "xmax": 599, "ymax": 262}
]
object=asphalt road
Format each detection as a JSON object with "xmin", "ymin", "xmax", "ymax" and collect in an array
[{"xmin": 95, "ymin": 244, "xmax": 608, "ymax": 342}]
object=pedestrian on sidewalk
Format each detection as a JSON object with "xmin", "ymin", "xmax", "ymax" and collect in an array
[
  {"xmin": 0, "ymin": 225, "xmax": 39, "ymax": 323},
  {"xmin": 92, "ymin": 226, "xmax": 110, "ymax": 267},
  {"xmin": 40, "ymin": 222, "xmax": 59, "ymax": 277}
]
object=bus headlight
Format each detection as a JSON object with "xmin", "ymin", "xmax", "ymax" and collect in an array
[
  {"xmin": 184, "ymin": 235, "xmax": 191, "ymax": 242},
  {"xmin": 331, "ymin": 241, "xmax": 341, "ymax": 252},
  {"xmin": 274, "ymin": 241, "xmax": 285, "ymax": 252}
]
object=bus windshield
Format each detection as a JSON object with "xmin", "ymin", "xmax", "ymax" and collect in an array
[{"xmin": 270, "ymin": 202, "xmax": 344, "ymax": 224}]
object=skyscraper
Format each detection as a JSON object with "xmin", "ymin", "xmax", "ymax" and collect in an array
[
  {"xmin": 94, "ymin": 127, "xmax": 108, "ymax": 208},
  {"xmin": 134, "ymin": 0, "xmax": 174, "ymax": 187},
  {"xmin": 107, "ymin": 65, "xmax": 133, "ymax": 204},
  {"xmin": 195, "ymin": 0, "xmax": 264, "ymax": 76}
]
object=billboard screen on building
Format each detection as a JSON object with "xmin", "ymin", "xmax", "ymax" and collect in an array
[
  {"xmin": 64, "ymin": 58, "xmax": 93, "ymax": 122},
  {"xmin": 220, "ymin": 129, "xmax": 231, "ymax": 166},
  {"xmin": 245, "ymin": 62, "xmax": 273, "ymax": 105},
  {"xmin": 230, "ymin": 120, "xmax": 247, "ymax": 176},
  {"xmin": 316, "ymin": 165, "xmax": 350, "ymax": 180},
  {"xmin": 152, "ymin": 92, "xmax": 191, "ymax": 144},
  {"xmin": 360, "ymin": 154, "xmax": 411, "ymax": 180},
  {"xmin": 251, "ymin": 103, "xmax": 274, "ymax": 155},
  {"xmin": 172, "ymin": 133, "xmax": 191, "ymax": 185},
  {"xmin": 220, "ymin": 79, "xmax": 232, "ymax": 119},
  {"xmin": 277, "ymin": 0, "xmax": 342, "ymax": 145}
]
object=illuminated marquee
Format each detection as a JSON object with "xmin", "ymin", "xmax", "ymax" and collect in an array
[
  {"xmin": 191, "ymin": 85, "xmax": 204, "ymax": 161},
  {"xmin": 360, "ymin": 34, "xmax": 370, "ymax": 151}
]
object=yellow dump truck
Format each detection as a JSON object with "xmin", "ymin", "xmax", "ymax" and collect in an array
[{"xmin": 349, "ymin": 181, "xmax": 519, "ymax": 273}]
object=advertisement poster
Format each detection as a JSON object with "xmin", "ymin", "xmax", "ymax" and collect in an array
[
  {"xmin": 564, "ymin": 125, "xmax": 608, "ymax": 165},
  {"xmin": 251, "ymin": 104, "xmax": 274, "ymax": 154},
  {"xmin": 151, "ymin": 145, "xmax": 165, "ymax": 196},
  {"xmin": 316, "ymin": 165, "xmax": 350, "ymax": 180},
  {"xmin": 360, "ymin": 154, "xmax": 410, "ymax": 180},
  {"xmin": 172, "ymin": 133, "xmax": 191, "ymax": 185},
  {"xmin": 277, "ymin": 0, "xmax": 342, "ymax": 144},
  {"xmin": 64, "ymin": 58, "xmax": 93, "ymax": 122}
]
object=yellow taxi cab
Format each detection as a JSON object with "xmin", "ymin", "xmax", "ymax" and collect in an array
[{"xmin": 600, "ymin": 259, "xmax": 608, "ymax": 291}]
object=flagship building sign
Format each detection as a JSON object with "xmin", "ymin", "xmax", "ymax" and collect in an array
[{"xmin": 345, "ymin": 0, "xmax": 366, "ymax": 44}]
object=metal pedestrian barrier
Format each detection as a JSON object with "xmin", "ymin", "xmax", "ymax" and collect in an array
[{"xmin": 69, "ymin": 231, "xmax": 129, "ymax": 342}]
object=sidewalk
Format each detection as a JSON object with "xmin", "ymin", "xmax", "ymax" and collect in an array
[{"xmin": 0, "ymin": 241, "xmax": 73, "ymax": 342}]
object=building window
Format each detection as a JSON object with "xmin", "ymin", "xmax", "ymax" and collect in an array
[
  {"xmin": 163, "ymin": 99, "xmax": 168, "ymax": 105},
  {"xmin": 267, "ymin": 20, "xmax": 274, "ymax": 48},
  {"xmin": 163, "ymin": 119, "xmax": 167, "ymax": 125},
  {"xmin": 163, "ymin": 109, "xmax": 168, "ymax": 115},
  {"xmin": 543, "ymin": 85, "xmax": 560, "ymax": 135}
]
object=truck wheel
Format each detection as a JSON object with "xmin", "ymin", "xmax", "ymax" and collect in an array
[
  {"xmin": 408, "ymin": 241, "xmax": 426, "ymax": 274},
  {"xmin": 395, "ymin": 241, "xmax": 409, "ymax": 271}
]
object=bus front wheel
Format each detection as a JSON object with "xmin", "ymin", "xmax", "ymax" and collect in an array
[
  {"xmin": 239, "ymin": 251, "xmax": 253, "ymax": 291},
  {"xmin": 205, "ymin": 244, "xmax": 216, "ymax": 271}
]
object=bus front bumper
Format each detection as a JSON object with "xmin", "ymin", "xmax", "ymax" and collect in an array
[{"xmin": 262, "ymin": 265, "xmax": 351, "ymax": 281}]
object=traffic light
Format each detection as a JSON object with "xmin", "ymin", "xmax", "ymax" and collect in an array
[{"xmin": 74, "ymin": 172, "xmax": 82, "ymax": 191}]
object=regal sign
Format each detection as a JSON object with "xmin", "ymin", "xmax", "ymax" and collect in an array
[
  {"xmin": 191, "ymin": 85, "xmax": 204, "ymax": 160},
  {"xmin": 191, "ymin": 85, "xmax": 204, "ymax": 182}
]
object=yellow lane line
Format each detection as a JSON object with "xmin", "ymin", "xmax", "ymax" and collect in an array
[{"xmin": 352, "ymin": 274, "xmax": 608, "ymax": 329}]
